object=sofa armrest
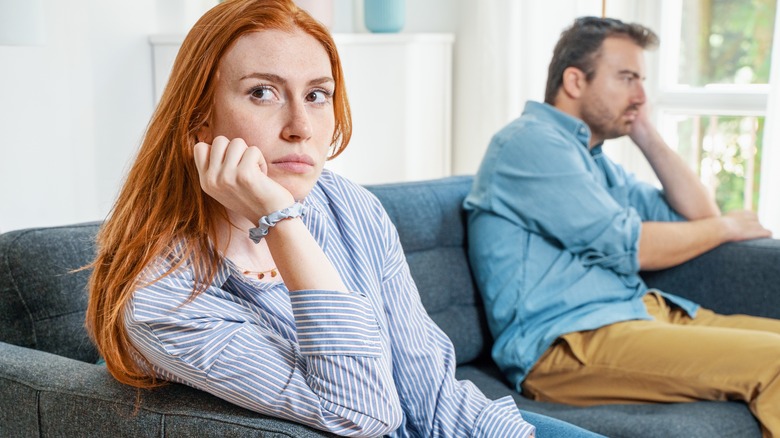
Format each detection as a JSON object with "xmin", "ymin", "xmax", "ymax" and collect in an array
[
  {"xmin": 641, "ymin": 238, "xmax": 780, "ymax": 318},
  {"xmin": 0, "ymin": 342, "xmax": 334, "ymax": 437}
]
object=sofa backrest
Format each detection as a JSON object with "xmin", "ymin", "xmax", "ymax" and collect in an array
[
  {"xmin": 366, "ymin": 175, "xmax": 490, "ymax": 365},
  {"xmin": 0, "ymin": 222, "xmax": 101, "ymax": 363},
  {"xmin": 0, "ymin": 176, "xmax": 489, "ymax": 366}
]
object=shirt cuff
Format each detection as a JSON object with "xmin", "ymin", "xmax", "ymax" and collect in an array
[
  {"xmin": 471, "ymin": 396, "xmax": 535, "ymax": 438},
  {"xmin": 289, "ymin": 289, "xmax": 383, "ymax": 357}
]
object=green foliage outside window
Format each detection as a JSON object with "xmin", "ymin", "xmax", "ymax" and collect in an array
[
  {"xmin": 675, "ymin": 115, "xmax": 763, "ymax": 213},
  {"xmin": 680, "ymin": 0, "xmax": 776, "ymax": 85}
]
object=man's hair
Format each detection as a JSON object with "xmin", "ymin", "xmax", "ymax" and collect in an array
[{"xmin": 544, "ymin": 16, "xmax": 659, "ymax": 104}]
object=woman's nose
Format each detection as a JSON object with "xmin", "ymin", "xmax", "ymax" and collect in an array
[{"xmin": 281, "ymin": 101, "xmax": 312, "ymax": 142}]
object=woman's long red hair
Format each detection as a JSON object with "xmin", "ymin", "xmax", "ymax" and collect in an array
[{"xmin": 86, "ymin": 0, "xmax": 351, "ymax": 388}]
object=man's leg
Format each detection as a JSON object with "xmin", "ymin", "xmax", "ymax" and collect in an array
[{"xmin": 522, "ymin": 293, "xmax": 780, "ymax": 437}]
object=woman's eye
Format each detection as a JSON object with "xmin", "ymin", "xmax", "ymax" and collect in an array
[
  {"xmin": 250, "ymin": 86, "xmax": 275, "ymax": 101},
  {"xmin": 306, "ymin": 89, "xmax": 331, "ymax": 104}
]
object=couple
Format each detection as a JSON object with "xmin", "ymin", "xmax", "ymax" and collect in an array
[{"xmin": 87, "ymin": 1, "xmax": 778, "ymax": 436}]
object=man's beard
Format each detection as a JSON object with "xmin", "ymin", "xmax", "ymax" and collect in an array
[{"xmin": 581, "ymin": 97, "xmax": 637, "ymax": 142}]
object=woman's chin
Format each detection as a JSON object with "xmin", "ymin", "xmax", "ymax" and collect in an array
[{"xmin": 276, "ymin": 179, "xmax": 317, "ymax": 201}]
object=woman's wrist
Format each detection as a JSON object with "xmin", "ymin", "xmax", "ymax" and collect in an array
[{"xmin": 249, "ymin": 202, "xmax": 308, "ymax": 243}]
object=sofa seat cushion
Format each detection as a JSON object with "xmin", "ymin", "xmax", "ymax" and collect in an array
[{"xmin": 455, "ymin": 362, "xmax": 760, "ymax": 438}]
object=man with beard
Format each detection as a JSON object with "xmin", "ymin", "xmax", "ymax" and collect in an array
[{"xmin": 464, "ymin": 16, "xmax": 780, "ymax": 436}]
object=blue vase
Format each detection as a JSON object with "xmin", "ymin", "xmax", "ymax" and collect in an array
[{"xmin": 364, "ymin": 0, "xmax": 405, "ymax": 33}]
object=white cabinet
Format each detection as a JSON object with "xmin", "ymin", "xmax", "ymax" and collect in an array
[{"xmin": 150, "ymin": 33, "xmax": 454, "ymax": 185}]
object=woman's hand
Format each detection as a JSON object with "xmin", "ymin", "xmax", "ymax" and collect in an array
[{"xmin": 193, "ymin": 136, "xmax": 295, "ymax": 224}]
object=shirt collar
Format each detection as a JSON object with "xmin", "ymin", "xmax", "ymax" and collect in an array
[
  {"xmin": 213, "ymin": 249, "xmax": 234, "ymax": 288},
  {"xmin": 300, "ymin": 170, "xmax": 332, "ymax": 215},
  {"xmin": 523, "ymin": 101, "xmax": 595, "ymax": 151}
]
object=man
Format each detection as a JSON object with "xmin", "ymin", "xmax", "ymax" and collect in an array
[{"xmin": 464, "ymin": 16, "xmax": 779, "ymax": 437}]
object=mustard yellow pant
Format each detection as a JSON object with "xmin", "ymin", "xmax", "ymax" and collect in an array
[{"xmin": 522, "ymin": 292, "xmax": 780, "ymax": 438}]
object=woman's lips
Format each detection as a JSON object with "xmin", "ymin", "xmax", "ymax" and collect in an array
[{"xmin": 272, "ymin": 154, "xmax": 315, "ymax": 174}]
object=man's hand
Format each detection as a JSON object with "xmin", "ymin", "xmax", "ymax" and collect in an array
[
  {"xmin": 722, "ymin": 210, "xmax": 773, "ymax": 242},
  {"xmin": 627, "ymin": 103, "xmax": 661, "ymax": 151}
]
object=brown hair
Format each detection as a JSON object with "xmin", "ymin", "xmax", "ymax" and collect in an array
[
  {"xmin": 544, "ymin": 16, "xmax": 658, "ymax": 104},
  {"xmin": 86, "ymin": 0, "xmax": 351, "ymax": 389}
]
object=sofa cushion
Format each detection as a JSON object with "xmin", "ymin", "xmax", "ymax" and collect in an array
[
  {"xmin": 367, "ymin": 176, "xmax": 491, "ymax": 365},
  {"xmin": 642, "ymin": 238, "xmax": 780, "ymax": 318},
  {"xmin": 455, "ymin": 362, "xmax": 760, "ymax": 438},
  {"xmin": 0, "ymin": 222, "xmax": 101, "ymax": 363},
  {"xmin": 0, "ymin": 341, "xmax": 334, "ymax": 437}
]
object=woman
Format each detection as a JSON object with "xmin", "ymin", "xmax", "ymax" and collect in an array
[{"xmin": 86, "ymin": 0, "xmax": 599, "ymax": 436}]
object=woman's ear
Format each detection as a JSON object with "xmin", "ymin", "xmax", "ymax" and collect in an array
[
  {"xmin": 561, "ymin": 66, "xmax": 587, "ymax": 99},
  {"xmin": 196, "ymin": 122, "xmax": 212, "ymax": 144}
]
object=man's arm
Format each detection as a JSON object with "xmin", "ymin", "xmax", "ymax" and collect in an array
[
  {"xmin": 639, "ymin": 211, "xmax": 771, "ymax": 270},
  {"xmin": 628, "ymin": 108, "xmax": 719, "ymax": 220},
  {"xmin": 629, "ymin": 108, "xmax": 772, "ymax": 270}
]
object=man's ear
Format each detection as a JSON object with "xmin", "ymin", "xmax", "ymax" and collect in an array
[{"xmin": 561, "ymin": 66, "xmax": 587, "ymax": 99}]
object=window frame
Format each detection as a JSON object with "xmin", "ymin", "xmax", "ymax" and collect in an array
[{"xmin": 638, "ymin": 0, "xmax": 779, "ymax": 232}]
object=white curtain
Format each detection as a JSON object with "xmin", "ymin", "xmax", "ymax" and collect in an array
[
  {"xmin": 758, "ymin": 6, "xmax": 780, "ymax": 235},
  {"xmin": 450, "ymin": 0, "xmax": 604, "ymax": 176}
]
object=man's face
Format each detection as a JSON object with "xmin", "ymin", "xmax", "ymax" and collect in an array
[{"xmin": 579, "ymin": 36, "xmax": 647, "ymax": 145}]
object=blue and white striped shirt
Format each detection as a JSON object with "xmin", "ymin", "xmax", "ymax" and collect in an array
[{"xmin": 125, "ymin": 169, "xmax": 535, "ymax": 437}]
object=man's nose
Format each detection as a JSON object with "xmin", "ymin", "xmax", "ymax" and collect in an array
[{"xmin": 633, "ymin": 82, "xmax": 647, "ymax": 105}]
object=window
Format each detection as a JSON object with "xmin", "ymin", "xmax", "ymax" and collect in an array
[
  {"xmin": 660, "ymin": 114, "xmax": 763, "ymax": 211},
  {"xmin": 653, "ymin": 0, "xmax": 777, "ymax": 215},
  {"xmin": 673, "ymin": 0, "xmax": 774, "ymax": 87}
]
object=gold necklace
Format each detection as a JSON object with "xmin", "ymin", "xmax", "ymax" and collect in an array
[{"xmin": 241, "ymin": 267, "xmax": 278, "ymax": 280}]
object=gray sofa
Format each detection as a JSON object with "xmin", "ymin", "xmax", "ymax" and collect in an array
[{"xmin": 2, "ymin": 175, "xmax": 778, "ymax": 437}]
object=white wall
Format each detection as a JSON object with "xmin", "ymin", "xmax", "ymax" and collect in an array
[
  {"xmin": 0, "ymin": 0, "xmax": 154, "ymax": 232},
  {"xmin": 332, "ymin": 0, "xmax": 458, "ymax": 34},
  {"xmin": 0, "ymin": 0, "xmax": 615, "ymax": 232},
  {"xmin": 0, "ymin": 0, "xmax": 457, "ymax": 232},
  {"xmin": 0, "ymin": 0, "xmax": 210, "ymax": 232}
]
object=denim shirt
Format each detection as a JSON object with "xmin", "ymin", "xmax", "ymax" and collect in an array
[{"xmin": 463, "ymin": 101, "xmax": 700, "ymax": 391}]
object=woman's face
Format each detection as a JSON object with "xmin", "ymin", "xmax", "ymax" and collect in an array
[{"xmin": 202, "ymin": 28, "xmax": 336, "ymax": 200}]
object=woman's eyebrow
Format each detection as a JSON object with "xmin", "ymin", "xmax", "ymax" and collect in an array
[
  {"xmin": 240, "ymin": 72, "xmax": 285, "ymax": 83},
  {"xmin": 309, "ymin": 77, "xmax": 335, "ymax": 86},
  {"xmin": 240, "ymin": 72, "xmax": 334, "ymax": 87}
]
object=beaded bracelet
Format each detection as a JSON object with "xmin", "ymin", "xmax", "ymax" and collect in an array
[{"xmin": 248, "ymin": 202, "xmax": 308, "ymax": 243}]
